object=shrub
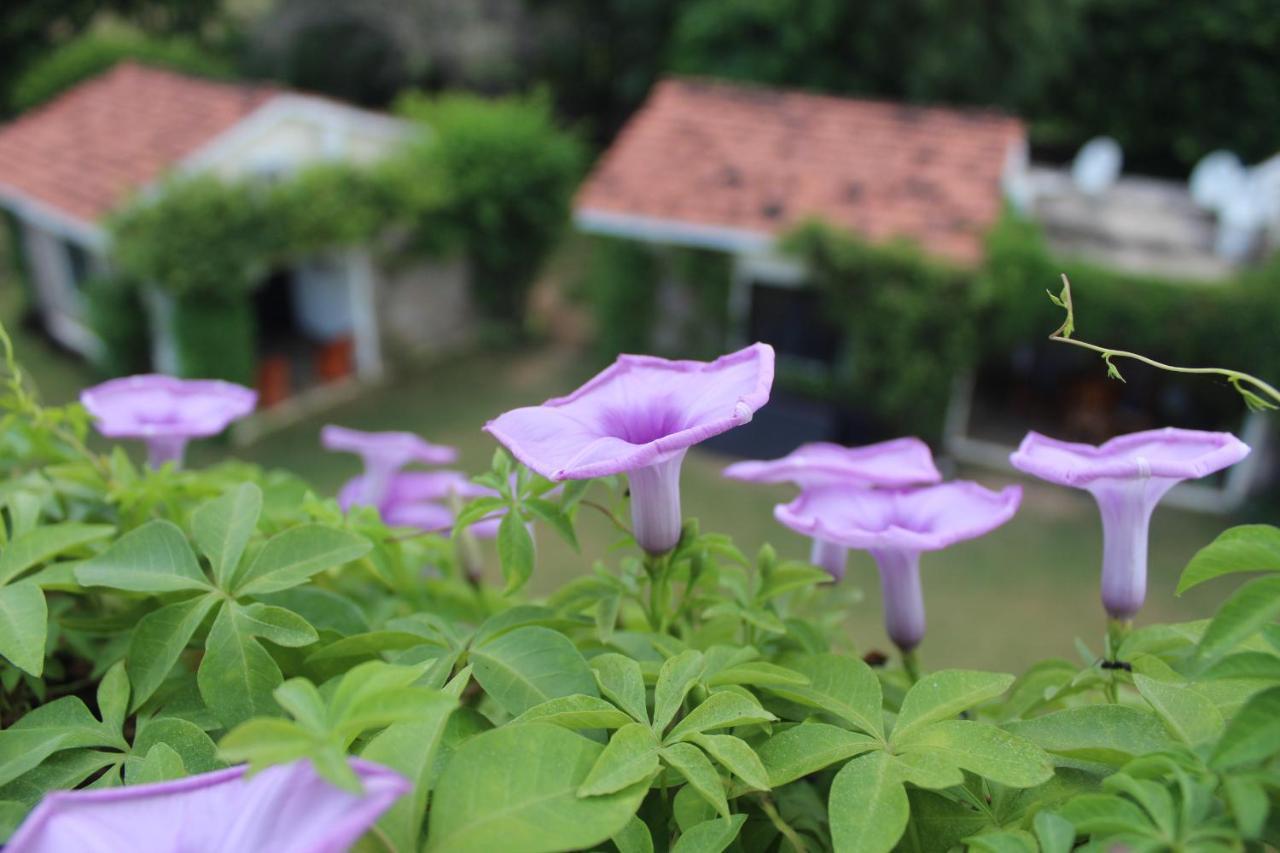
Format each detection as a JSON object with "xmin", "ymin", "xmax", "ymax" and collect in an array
[
  {"xmin": 583, "ymin": 236, "xmax": 659, "ymax": 358},
  {"xmin": 9, "ymin": 32, "xmax": 235, "ymax": 113},
  {"xmin": 171, "ymin": 291, "xmax": 255, "ymax": 383},
  {"xmin": 394, "ymin": 91, "xmax": 586, "ymax": 328},
  {"xmin": 82, "ymin": 274, "xmax": 150, "ymax": 376}
]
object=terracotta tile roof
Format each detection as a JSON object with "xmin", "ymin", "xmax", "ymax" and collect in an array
[
  {"xmin": 0, "ymin": 62, "xmax": 279, "ymax": 225},
  {"xmin": 576, "ymin": 78, "xmax": 1026, "ymax": 265}
]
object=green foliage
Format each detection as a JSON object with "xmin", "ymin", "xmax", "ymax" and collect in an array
[
  {"xmin": 394, "ymin": 91, "xmax": 586, "ymax": 327},
  {"xmin": 9, "ymin": 33, "xmax": 234, "ymax": 113},
  {"xmin": 82, "ymin": 275, "xmax": 150, "ymax": 377},
  {"xmin": 0, "ymin": 329, "xmax": 1278, "ymax": 851},
  {"xmin": 783, "ymin": 221, "xmax": 980, "ymax": 440},
  {"xmin": 584, "ymin": 236, "xmax": 659, "ymax": 358},
  {"xmin": 171, "ymin": 291, "xmax": 255, "ymax": 384}
]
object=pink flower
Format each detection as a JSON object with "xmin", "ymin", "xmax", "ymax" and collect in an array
[
  {"xmin": 1010, "ymin": 428, "xmax": 1249, "ymax": 619},
  {"xmin": 776, "ymin": 482, "xmax": 1021, "ymax": 650},
  {"xmin": 322, "ymin": 426, "xmax": 457, "ymax": 511},
  {"xmin": 486, "ymin": 345, "xmax": 774, "ymax": 553},
  {"xmin": 80, "ymin": 375, "xmax": 256, "ymax": 468},
  {"xmin": 725, "ymin": 438, "xmax": 941, "ymax": 578},
  {"xmin": 7, "ymin": 758, "xmax": 407, "ymax": 853}
]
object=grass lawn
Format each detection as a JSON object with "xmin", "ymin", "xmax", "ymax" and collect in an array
[{"xmin": 3, "ymin": 300, "xmax": 1235, "ymax": 673}]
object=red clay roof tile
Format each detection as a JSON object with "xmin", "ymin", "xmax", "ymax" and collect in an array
[
  {"xmin": 0, "ymin": 62, "xmax": 278, "ymax": 224},
  {"xmin": 576, "ymin": 78, "xmax": 1025, "ymax": 265}
]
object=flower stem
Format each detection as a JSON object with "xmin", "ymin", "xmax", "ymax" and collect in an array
[
  {"xmin": 644, "ymin": 552, "xmax": 671, "ymax": 632},
  {"xmin": 902, "ymin": 650, "xmax": 921, "ymax": 685},
  {"xmin": 757, "ymin": 794, "xmax": 809, "ymax": 852}
]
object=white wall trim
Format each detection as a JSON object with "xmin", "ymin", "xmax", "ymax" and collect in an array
[
  {"xmin": 0, "ymin": 186, "xmax": 107, "ymax": 250},
  {"xmin": 576, "ymin": 209, "xmax": 773, "ymax": 254}
]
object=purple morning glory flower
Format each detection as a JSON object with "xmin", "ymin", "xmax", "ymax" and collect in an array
[
  {"xmin": 1010, "ymin": 428, "xmax": 1250, "ymax": 620},
  {"xmin": 322, "ymin": 426, "xmax": 458, "ymax": 511},
  {"xmin": 485, "ymin": 344, "xmax": 775, "ymax": 554},
  {"xmin": 6, "ymin": 758, "xmax": 408, "ymax": 853},
  {"xmin": 80, "ymin": 375, "xmax": 256, "ymax": 469},
  {"xmin": 345, "ymin": 471, "xmax": 504, "ymax": 539},
  {"xmin": 724, "ymin": 438, "xmax": 941, "ymax": 578},
  {"xmin": 776, "ymin": 482, "xmax": 1021, "ymax": 650}
]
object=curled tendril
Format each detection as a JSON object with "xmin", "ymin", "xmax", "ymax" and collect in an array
[{"xmin": 1047, "ymin": 275, "xmax": 1280, "ymax": 413}]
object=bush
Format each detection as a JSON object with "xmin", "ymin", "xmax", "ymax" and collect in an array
[
  {"xmin": 9, "ymin": 32, "xmax": 235, "ymax": 113},
  {"xmin": 0, "ymin": 329, "xmax": 1278, "ymax": 851},
  {"xmin": 82, "ymin": 274, "xmax": 150, "ymax": 377},
  {"xmin": 394, "ymin": 91, "xmax": 586, "ymax": 328},
  {"xmin": 171, "ymin": 291, "xmax": 255, "ymax": 384},
  {"xmin": 583, "ymin": 236, "xmax": 659, "ymax": 358}
]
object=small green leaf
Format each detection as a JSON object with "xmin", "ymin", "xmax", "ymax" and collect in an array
[
  {"xmin": 237, "ymin": 603, "xmax": 319, "ymax": 648},
  {"xmin": 891, "ymin": 749, "xmax": 964, "ymax": 790},
  {"xmin": 1033, "ymin": 811, "xmax": 1075, "ymax": 853},
  {"xmin": 578, "ymin": 722, "xmax": 660, "ymax": 796},
  {"xmin": 1131, "ymin": 673, "xmax": 1223, "ymax": 746},
  {"xmin": 470, "ymin": 626, "xmax": 598, "ymax": 718},
  {"xmin": 592, "ymin": 653, "xmax": 649, "ymax": 724},
  {"xmin": 96, "ymin": 661, "xmax": 130, "ymax": 735},
  {"xmin": 1004, "ymin": 705, "xmax": 1173, "ymax": 768},
  {"xmin": 496, "ymin": 512, "xmax": 535, "ymax": 595},
  {"xmin": 428, "ymin": 723, "xmax": 648, "ymax": 853},
  {"xmin": 233, "ymin": 524, "xmax": 370, "ymax": 596},
  {"xmin": 653, "ymin": 650, "xmax": 704, "ymax": 735},
  {"xmin": 689, "ymin": 734, "xmax": 769, "ymax": 790},
  {"xmin": 963, "ymin": 829, "xmax": 1038, "ymax": 853},
  {"xmin": 765, "ymin": 653, "xmax": 884, "ymax": 738},
  {"xmin": 0, "ymin": 522, "xmax": 113, "ymax": 586},
  {"xmin": 1196, "ymin": 575, "xmax": 1280, "ymax": 662},
  {"xmin": 126, "ymin": 593, "xmax": 220, "ymax": 711},
  {"xmin": 512, "ymin": 695, "xmax": 634, "ymax": 730},
  {"xmin": 76, "ymin": 520, "xmax": 209, "ymax": 593},
  {"xmin": 124, "ymin": 742, "xmax": 186, "ymax": 785},
  {"xmin": 613, "ymin": 816, "xmax": 654, "ymax": 853},
  {"xmin": 1057, "ymin": 793, "xmax": 1153, "ymax": 836},
  {"xmin": 191, "ymin": 483, "xmax": 262, "ymax": 588},
  {"xmin": 197, "ymin": 603, "xmax": 282, "ymax": 728},
  {"xmin": 0, "ymin": 697, "xmax": 120, "ymax": 786},
  {"xmin": 0, "ymin": 581, "xmax": 47, "ymax": 676},
  {"xmin": 218, "ymin": 718, "xmax": 316, "ymax": 769},
  {"xmin": 1211, "ymin": 685, "xmax": 1280, "ymax": 769},
  {"xmin": 661, "ymin": 742, "xmax": 729, "ymax": 819},
  {"xmin": 133, "ymin": 717, "xmax": 220, "ymax": 775},
  {"xmin": 757, "ymin": 722, "xmax": 880, "ymax": 787},
  {"xmin": 524, "ymin": 498, "xmax": 578, "ymax": 551},
  {"xmin": 1179, "ymin": 525, "xmax": 1280, "ymax": 593},
  {"xmin": 666, "ymin": 691, "xmax": 776, "ymax": 742},
  {"xmin": 895, "ymin": 720, "xmax": 1052, "ymax": 788},
  {"xmin": 1101, "ymin": 773, "xmax": 1176, "ymax": 838},
  {"xmin": 828, "ymin": 750, "xmax": 909, "ymax": 853},
  {"xmin": 671, "ymin": 814, "xmax": 747, "ymax": 853},
  {"xmin": 892, "ymin": 671, "xmax": 1013, "ymax": 744},
  {"xmin": 1222, "ymin": 775, "xmax": 1268, "ymax": 838}
]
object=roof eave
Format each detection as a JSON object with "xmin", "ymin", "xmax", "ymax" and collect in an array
[
  {"xmin": 574, "ymin": 208, "xmax": 773, "ymax": 254},
  {"xmin": 0, "ymin": 184, "xmax": 108, "ymax": 250}
]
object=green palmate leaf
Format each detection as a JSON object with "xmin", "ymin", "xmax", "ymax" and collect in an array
[
  {"xmin": 256, "ymin": 587, "xmax": 368, "ymax": 636},
  {"xmin": 895, "ymin": 721, "xmax": 1053, "ymax": 788},
  {"xmin": 593, "ymin": 653, "xmax": 649, "ymax": 724},
  {"xmin": 497, "ymin": 511, "xmax": 535, "ymax": 595},
  {"xmin": 191, "ymin": 483, "xmax": 262, "ymax": 588},
  {"xmin": 891, "ymin": 670, "xmax": 1014, "ymax": 744},
  {"xmin": 766, "ymin": 654, "xmax": 884, "ymax": 738},
  {"xmin": 327, "ymin": 662, "xmax": 437, "ymax": 737},
  {"xmin": 891, "ymin": 749, "xmax": 964, "ymax": 790},
  {"xmin": 1211, "ymin": 686, "xmax": 1280, "ymax": 769},
  {"xmin": 579, "ymin": 722, "xmax": 660, "ymax": 796},
  {"xmin": 757, "ymin": 722, "xmax": 880, "ymax": 787},
  {"xmin": 512, "ymin": 695, "xmax": 635, "ymax": 730},
  {"xmin": 1178, "ymin": 525, "xmax": 1280, "ymax": 594},
  {"xmin": 613, "ymin": 816, "xmax": 654, "ymax": 853},
  {"xmin": 829, "ymin": 750, "xmax": 909, "ymax": 853},
  {"xmin": 661, "ymin": 742, "xmax": 729, "ymax": 819},
  {"xmin": 0, "ymin": 581, "xmax": 48, "ymax": 676},
  {"xmin": 0, "ymin": 522, "xmax": 113, "ymax": 585},
  {"xmin": 197, "ymin": 603, "xmax": 282, "ymax": 728},
  {"xmin": 361, "ymin": 692, "xmax": 459, "ymax": 853},
  {"xmin": 1004, "ymin": 705, "xmax": 1174, "ymax": 768},
  {"xmin": 0, "ymin": 697, "xmax": 121, "ymax": 787},
  {"xmin": 76, "ymin": 520, "xmax": 210, "ymax": 593},
  {"xmin": 1196, "ymin": 575, "xmax": 1280, "ymax": 662},
  {"xmin": 232, "ymin": 524, "xmax": 370, "ymax": 596},
  {"xmin": 1033, "ymin": 811, "xmax": 1076, "ymax": 853},
  {"xmin": 470, "ymin": 625, "xmax": 598, "ymax": 717},
  {"xmin": 666, "ymin": 691, "xmax": 776, "ymax": 743},
  {"xmin": 1057, "ymin": 793, "xmax": 1153, "ymax": 836},
  {"xmin": 653, "ymin": 650, "xmax": 705, "ymax": 734},
  {"xmin": 272, "ymin": 679, "xmax": 327, "ymax": 731},
  {"xmin": 671, "ymin": 814, "xmax": 747, "ymax": 853},
  {"xmin": 963, "ymin": 830, "xmax": 1038, "ymax": 853},
  {"xmin": 689, "ymin": 734, "xmax": 769, "ymax": 790},
  {"xmin": 1131, "ymin": 673, "xmax": 1223, "ymax": 746},
  {"xmin": 427, "ymin": 722, "xmax": 649, "ymax": 853},
  {"xmin": 899, "ymin": 789, "xmax": 992, "ymax": 853},
  {"xmin": 237, "ymin": 603, "xmax": 319, "ymax": 648},
  {"xmin": 127, "ymin": 593, "xmax": 219, "ymax": 711}
]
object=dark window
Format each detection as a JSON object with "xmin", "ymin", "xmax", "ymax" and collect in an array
[
  {"xmin": 747, "ymin": 281, "xmax": 842, "ymax": 364},
  {"xmin": 63, "ymin": 240, "xmax": 92, "ymax": 291}
]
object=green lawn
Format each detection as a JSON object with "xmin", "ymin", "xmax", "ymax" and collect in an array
[{"xmin": 3, "ymin": 298, "xmax": 1234, "ymax": 673}]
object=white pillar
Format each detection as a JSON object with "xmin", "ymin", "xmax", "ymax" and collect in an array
[{"xmin": 346, "ymin": 250, "xmax": 383, "ymax": 381}]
